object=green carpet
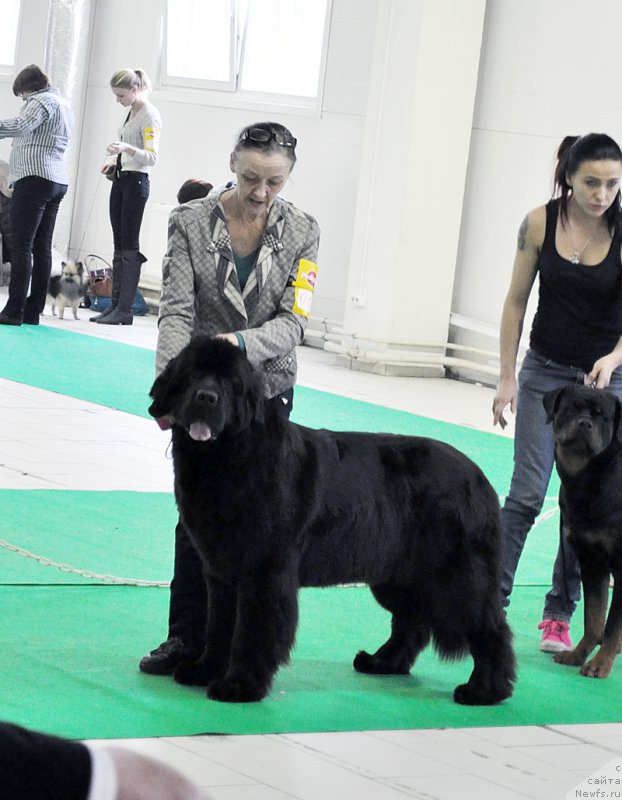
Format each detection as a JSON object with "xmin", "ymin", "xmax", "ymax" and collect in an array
[
  {"xmin": 0, "ymin": 582, "xmax": 618, "ymax": 740},
  {"xmin": 2, "ymin": 324, "xmax": 610, "ymax": 741}
]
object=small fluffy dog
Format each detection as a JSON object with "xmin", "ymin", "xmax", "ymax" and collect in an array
[{"xmin": 48, "ymin": 261, "xmax": 86, "ymax": 320}]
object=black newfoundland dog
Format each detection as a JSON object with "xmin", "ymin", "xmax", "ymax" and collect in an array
[
  {"xmin": 544, "ymin": 385, "xmax": 622, "ymax": 678},
  {"xmin": 149, "ymin": 337, "xmax": 515, "ymax": 705}
]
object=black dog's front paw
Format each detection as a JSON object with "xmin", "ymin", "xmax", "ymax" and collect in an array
[
  {"xmin": 174, "ymin": 658, "xmax": 220, "ymax": 687},
  {"xmin": 353, "ymin": 649, "xmax": 411, "ymax": 675},
  {"xmin": 453, "ymin": 680, "xmax": 512, "ymax": 706},
  {"xmin": 207, "ymin": 674, "xmax": 270, "ymax": 703}
]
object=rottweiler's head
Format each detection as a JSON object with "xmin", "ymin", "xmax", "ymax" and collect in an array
[
  {"xmin": 543, "ymin": 385, "xmax": 622, "ymax": 473},
  {"xmin": 149, "ymin": 336, "xmax": 265, "ymax": 442}
]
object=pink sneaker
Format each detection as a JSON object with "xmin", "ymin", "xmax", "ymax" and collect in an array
[{"xmin": 538, "ymin": 619, "xmax": 572, "ymax": 653}]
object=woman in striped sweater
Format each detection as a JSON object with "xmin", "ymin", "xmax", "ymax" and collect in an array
[{"xmin": 0, "ymin": 65, "xmax": 74, "ymax": 326}]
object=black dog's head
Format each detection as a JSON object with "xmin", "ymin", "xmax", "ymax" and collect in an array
[
  {"xmin": 543, "ymin": 385, "xmax": 622, "ymax": 473},
  {"xmin": 149, "ymin": 336, "xmax": 265, "ymax": 442}
]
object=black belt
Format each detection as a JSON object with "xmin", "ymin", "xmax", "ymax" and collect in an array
[{"xmin": 117, "ymin": 170, "xmax": 145, "ymax": 177}]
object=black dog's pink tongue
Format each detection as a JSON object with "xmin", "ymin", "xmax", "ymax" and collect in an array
[{"xmin": 189, "ymin": 422, "xmax": 212, "ymax": 441}]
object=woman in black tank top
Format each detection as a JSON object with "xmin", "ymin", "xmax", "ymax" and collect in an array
[{"xmin": 492, "ymin": 133, "xmax": 622, "ymax": 655}]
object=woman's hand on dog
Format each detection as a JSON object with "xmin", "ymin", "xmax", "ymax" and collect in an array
[
  {"xmin": 492, "ymin": 376, "xmax": 518, "ymax": 429},
  {"xmin": 585, "ymin": 352, "xmax": 622, "ymax": 389},
  {"xmin": 216, "ymin": 333, "xmax": 239, "ymax": 347}
]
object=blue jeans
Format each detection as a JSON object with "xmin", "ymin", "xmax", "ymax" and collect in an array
[
  {"xmin": 501, "ymin": 348, "xmax": 622, "ymax": 622},
  {"xmin": 4, "ymin": 176, "xmax": 67, "ymax": 319}
]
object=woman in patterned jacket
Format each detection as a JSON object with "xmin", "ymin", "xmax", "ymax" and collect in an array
[
  {"xmin": 92, "ymin": 68, "xmax": 161, "ymax": 326},
  {"xmin": 140, "ymin": 121, "xmax": 321, "ymax": 676}
]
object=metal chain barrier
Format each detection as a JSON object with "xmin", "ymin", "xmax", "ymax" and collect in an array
[
  {"xmin": 0, "ymin": 502, "xmax": 560, "ymax": 589},
  {"xmin": 0, "ymin": 538, "xmax": 170, "ymax": 587}
]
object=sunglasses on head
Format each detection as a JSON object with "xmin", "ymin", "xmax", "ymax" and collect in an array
[{"xmin": 238, "ymin": 127, "xmax": 297, "ymax": 149}]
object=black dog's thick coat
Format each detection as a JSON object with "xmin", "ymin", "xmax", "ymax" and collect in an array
[
  {"xmin": 150, "ymin": 337, "xmax": 515, "ymax": 705},
  {"xmin": 544, "ymin": 385, "xmax": 622, "ymax": 678}
]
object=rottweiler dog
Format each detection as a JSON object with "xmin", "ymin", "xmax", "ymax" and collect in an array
[{"xmin": 544, "ymin": 385, "xmax": 622, "ymax": 678}]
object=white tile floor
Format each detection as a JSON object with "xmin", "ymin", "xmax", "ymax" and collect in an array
[{"xmin": 2, "ymin": 287, "xmax": 621, "ymax": 799}]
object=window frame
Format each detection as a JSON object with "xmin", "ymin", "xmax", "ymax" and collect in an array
[
  {"xmin": 161, "ymin": 0, "xmax": 237, "ymax": 93},
  {"xmin": 0, "ymin": 0, "xmax": 22, "ymax": 78},
  {"xmin": 159, "ymin": 0, "xmax": 332, "ymax": 114}
]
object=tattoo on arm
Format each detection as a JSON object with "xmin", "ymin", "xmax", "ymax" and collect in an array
[{"xmin": 517, "ymin": 215, "xmax": 529, "ymax": 251}]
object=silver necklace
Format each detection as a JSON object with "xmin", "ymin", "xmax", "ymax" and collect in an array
[{"xmin": 568, "ymin": 222, "xmax": 595, "ymax": 264}]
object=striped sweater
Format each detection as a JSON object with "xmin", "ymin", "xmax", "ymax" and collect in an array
[{"xmin": 0, "ymin": 87, "xmax": 74, "ymax": 184}]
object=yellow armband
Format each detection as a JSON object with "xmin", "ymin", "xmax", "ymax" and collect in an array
[
  {"xmin": 291, "ymin": 259, "xmax": 318, "ymax": 318},
  {"xmin": 144, "ymin": 127, "xmax": 158, "ymax": 152}
]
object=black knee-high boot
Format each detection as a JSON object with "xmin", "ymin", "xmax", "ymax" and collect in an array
[
  {"xmin": 98, "ymin": 250, "xmax": 146, "ymax": 326},
  {"xmin": 90, "ymin": 251, "xmax": 122, "ymax": 322}
]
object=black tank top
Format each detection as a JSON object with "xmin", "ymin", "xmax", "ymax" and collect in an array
[{"xmin": 529, "ymin": 199, "xmax": 622, "ymax": 371}]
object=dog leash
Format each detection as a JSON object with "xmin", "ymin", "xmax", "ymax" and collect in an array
[
  {"xmin": 0, "ymin": 538, "xmax": 169, "ymax": 587},
  {"xmin": 74, "ymin": 174, "xmax": 108, "ymax": 259}
]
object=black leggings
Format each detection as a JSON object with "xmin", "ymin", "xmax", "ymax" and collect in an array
[{"xmin": 108, "ymin": 172, "xmax": 149, "ymax": 251}]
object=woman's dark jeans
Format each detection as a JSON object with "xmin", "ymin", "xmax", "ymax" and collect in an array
[
  {"xmin": 4, "ymin": 176, "xmax": 67, "ymax": 320},
  {"xmin": 108, "ymin": 171, "xmax": 149, "ymax": 251}
]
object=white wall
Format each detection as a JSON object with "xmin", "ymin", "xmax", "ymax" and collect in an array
[
  {"xmin": 339, "ymin": 0, "xmax": 485, "ymax": 379},
  {"xmin": 451, "ymin": 0, "xmax": 622, "ymax": 379}
]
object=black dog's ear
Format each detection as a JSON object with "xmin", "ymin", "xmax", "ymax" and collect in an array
[
  {"xmin": 148, "ymin": 351, "xmax": 187, "ymax": 419},
  {"xmin": 543, "ymin": 388, "xmax": 564, "ymax": 424},
  {"xmin": 148, "ymin": 373, "xmax": 170, "ymax": 419},
  {"xmin": 229, "ymin": 358, "xmax": 265, "ymax": 433}
]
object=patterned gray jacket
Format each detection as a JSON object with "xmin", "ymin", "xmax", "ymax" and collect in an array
[{"xmin": 156, "ymin": 187, "xmax": 320, "ymax": 397}]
